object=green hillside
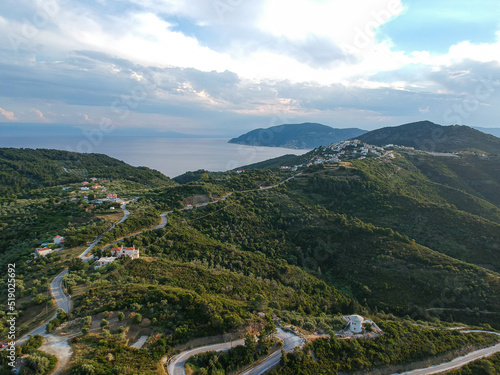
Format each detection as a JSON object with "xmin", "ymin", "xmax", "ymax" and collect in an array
[
  {"xmin": 3, "ymin": 148, "xmax": 500, "ymax": 375},
  {"xmin": 356, "ymin": 121, "xmax": 500, "ymax": 154},
  {"xmin": 0, "ymin": 148, "xmax": 174, "ymax": 198}
]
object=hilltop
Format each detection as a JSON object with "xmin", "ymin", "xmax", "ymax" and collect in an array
[
  {"xmin": 0, "ymin": 148, "xmax": 174, "ymax": 198},
  {"xmin": 356, "ymin": 121, "xmax": 500, "ymax": 154},
  {"xmin": 228, "ymin": 123, "xmax": 366, "ymax": 149}
]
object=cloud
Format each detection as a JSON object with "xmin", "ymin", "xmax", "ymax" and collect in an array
[
  {"xmin": 0, "ymin": 107, "xmax": 16, "ymax": 120},
  {"xmin": 31, "ymin": 108, "xmax": 48, "ymax": 121},
  {"xmin": 0, "ymin": 0, "xmax": 500, "ymax": 133}
]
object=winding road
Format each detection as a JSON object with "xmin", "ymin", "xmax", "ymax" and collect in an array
[
  {"xmin": 396, "ymin": 331, "xmax": 500, "ymax": 375},
  {"xmin": 16, "ymin": 199, "xmax": 135, "ymax": 374},
  {"xmin": 167, "ymin": 328, "xmax": 304, "ymax": 375}
]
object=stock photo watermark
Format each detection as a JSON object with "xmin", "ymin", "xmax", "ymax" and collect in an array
[
  {"xmin": 8, "ymin": 0, "xmax": 59, "ymax": 52},
  {"xmin": 443, "ymin": 75, "xmax": 496, "ymax": 125},
  {"xmin": 341, "ymin": 0, "xmax": 403, "ymax": 54},
  {"xmin": 6, "ymin": 263, "xmax": 17, "ymax": 369},
  {"xmin": 214, "ymin": 0, "xmax": 243, "ymax": 21},
  {"xmin": 65, "ymin": 68, "xmax": 161, "ymax": 154}
]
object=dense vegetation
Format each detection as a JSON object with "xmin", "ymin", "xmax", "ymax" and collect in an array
[
  {"xmin": 70, "ymin": 335, "xmax": 161, "ymax": 375},
  {"xmin": 445, "ymin": 352, "xmax": 500, "ymax": 374},
  {"xmin": 2, "ymin": 145, "xmax": 500, "ymax": 375},
  {"xmin": 272, "ymin": 321, "xmax": 500, "ymax": 374},
  {"xmin": 187, "ymin": 326, "xmax": 279, "ymax": 374},
  {"xmin": 356, "ymin": 121, "xmax": 500, "ymax": 154},
  {"xmin": 0, "ymin": 148, "xmax": 173, "ymax": 198}
]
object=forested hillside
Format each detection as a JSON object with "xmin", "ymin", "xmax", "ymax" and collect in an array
[
  {"xmin": 356, "ymin": 121, "xmax": 500, "ymax": 154},
  {"xmin": 1, "ymin": 147, "xmax": 500, "ymax": 375},
  {"xmin": 0, "ymin": 148, "xmax": 173, "ymax": 198}
]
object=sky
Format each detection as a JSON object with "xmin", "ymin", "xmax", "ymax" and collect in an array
[{"xmin": 0, "ymin": 0, "xmax": 499, "ymax": 136}]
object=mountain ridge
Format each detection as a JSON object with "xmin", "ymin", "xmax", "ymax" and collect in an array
[
  {"xmin": 356, "ymin": 120, "xmax": 500, "ymax": 154},
  {"xmin": 228, "ymin": 123, "xmax": 367, "ymax": 149}
]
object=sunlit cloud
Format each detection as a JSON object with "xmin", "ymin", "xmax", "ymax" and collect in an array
[{"xmin": 0, "ymin": 106, "xmax": 16, "ymax": 120}]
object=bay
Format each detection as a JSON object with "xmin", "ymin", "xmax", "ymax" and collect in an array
[{"xmin": 0, "ymin": 136, "xmax": 309, "ymax": 178}]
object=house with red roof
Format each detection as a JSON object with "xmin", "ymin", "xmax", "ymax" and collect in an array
[
  {"xmin": 53, "ymin": 235, "xmax": 65, "ymax": 245},
  {"xmin": 36, "ymin": 247, "xmax": 53, "ymax": 257},
  {"xmin": 107, "ymin": 193, "xmax": 118, "ymax": 201},
  {"xmin": 110, "ymin": 245, "xmax": 139, "ymax": 260}
]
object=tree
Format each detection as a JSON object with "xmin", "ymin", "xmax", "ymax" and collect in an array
[
  {"xmin": 100, "ymin": 319, "xmax": 109, "ymax": 327},
  {"xmin": 244, "ymin": 333, "xmax": 256, "ymax": 352},
  {"xmin": 259, "ymin": 322, "xmax": 277, "ymax": 343},
  {"xmin": 73, "ymin": 363, "xmax": 96, "ymax": 375},
  {"xmin": 33, "ymin": 293, "xmax": 48, "ymax": 305},
  {"xmin": 82, "ymin": 315, "xmax": 92, "ymax": 327},
  {"xmin": 69, "ymin": 258, "xmax": 85, "ymax": 271},
  {"xmin": 25, "ymin": 353, "xmax": 50, "ymax": 375},
  {"xmin": 133, "ymin": 313, "xmax": 142, "ymax": 324},
  {"xmin": 117, "ymin": 312, "xmax": 125, "ymax": 321}
]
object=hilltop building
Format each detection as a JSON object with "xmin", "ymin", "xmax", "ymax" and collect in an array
[{"xmin": 348, "ymin": 314, "xmax": 364, "ymax": 333}]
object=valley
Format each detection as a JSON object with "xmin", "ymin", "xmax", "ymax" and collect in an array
[{"xmin": 1, "ymin": 123, "xmax": 500, "ymax": 375}]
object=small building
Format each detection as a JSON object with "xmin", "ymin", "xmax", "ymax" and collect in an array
[
  {"xmin": 94, "ymin": 256, "xmax": 117, "ymax": 269},
  {"xmin": 81, "ymin": 187, "xmax": 89, "ymax": 191},
  {"xmin": 82, "ymin": 181, "xmax": 89, "ymax": 185},
  {"xmin": 36, "ymin": 247, "xmax": 53, "ymax": 257},
  {"xmin": 53, "ymin": 235, "xmax": 65, "ymax": 245},
  {"xmin": 186, "ymin": 204, "xmax": 193, "ymax": 209},
  {"xmin": 349, "ymin": 314, "xmax": 364, "ymax": 333},
  {"xmin": 110, "ymin": 245, "xmax": 140, "ymax": 260},
  {"xmin": 107, "ymin": 193, "xmax": 118, "ymax": 201},
  {"xmin": 90, "ymin": 177, "xmax": 97, "ymax": 181}
]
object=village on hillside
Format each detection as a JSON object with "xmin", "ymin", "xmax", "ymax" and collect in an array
[{"xmin": 280, "ymin": 140, "xmax": 415, "ymax": 171}]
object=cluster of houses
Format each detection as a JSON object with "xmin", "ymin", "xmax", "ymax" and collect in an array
[
  {"xmin": 80, "ymin": 179, "xmax": 107, "ymax": 192},
  {"xmin": 94, "ymin": 245, "xmax": 140, "ymax": 269},
  {"xmin": 34, "ymin": 235, "xmax": 65, "ymax": 258},
  {"xmin": 279, "ymin": 140, "xmax": 406, "ymax": 171}
]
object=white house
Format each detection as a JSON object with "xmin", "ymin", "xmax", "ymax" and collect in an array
[
  {"xmin": 349, "ymin": 314, "xmax": 364, "ymax": 333},
  {"xmin": 107, "ymin": 193, "xmax": 118, "ymax": 201},
  {"xmin": 94, "ymin": 256, "xmax": 117, "ymax": 269},
  {"xmin": 110, "ymin": 245, "xmax": 140, "ymax": 259},
  {"xmin": 36, "ymin": 247, "xmax": 53, "ymax": 258},
  {"xmin": 53, "ymin": 235, "xmax": 65, "ymax": 245}
]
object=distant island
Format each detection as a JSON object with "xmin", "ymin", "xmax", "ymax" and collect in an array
[{"xmin": 228, "ymin": 123, "xmax": 367, "ymax": 149}]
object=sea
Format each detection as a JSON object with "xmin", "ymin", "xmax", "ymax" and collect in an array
[{"xmin": 0, "ymin": 136, "xmax": 309, "ymax": 178}]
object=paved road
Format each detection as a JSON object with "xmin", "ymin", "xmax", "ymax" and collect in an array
[
  {"xmin": 241, "ymin": 328, "xmax": 305, "ymax": 375},
  {"xmin": 79, "ymin": 200, "xmax": 133, "ymax": 260},
  {"xmin": 153, "ymin": 211, "xmax": 171, "ymax": 229},
  {"xmin": 50, "ymin": 269, "xmax": 71, "ymax": 313},
  {"xmin": 167, "ymin": 328, "xmax": 304, "ymax": 375},
  {"xmin": 167, "ymin": 339, "xmax": 245, "ymax": 375},
  {"xmin": 116, "ymin": 202, "xmax": 130, "ymax": 225},
  {"xmin": 17, "ymin": 269, "xmax": 71, "ymax": 345},
  {"xmin": 397, "ymin": 331, "xmax": 500, "ymax": 375}
]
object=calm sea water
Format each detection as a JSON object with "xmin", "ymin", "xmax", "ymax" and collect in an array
[{"xmin": 0, "ymin": 136, "xmax": 308, "ymax": 178}]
